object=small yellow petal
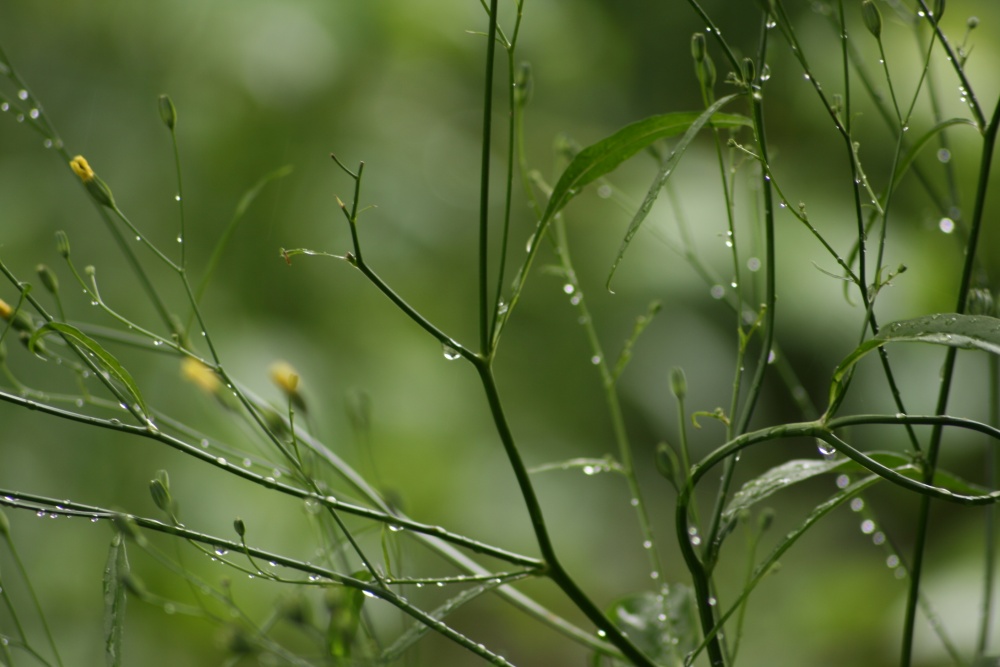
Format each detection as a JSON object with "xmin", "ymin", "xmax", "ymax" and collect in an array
[
  {"xmin": 0, "ymin": 298, "xmax": 11, "ymax": 320},
  {"xmin": 269, "ymin": 361, "xmax": 300, "ymax": 396},
  {"xmin": 69, "ymin": 155, "xmax": 95, "ymax": 182},
  {"xmin": 181, "ymin": 357, "xmax": 221, "ymax": 395}
]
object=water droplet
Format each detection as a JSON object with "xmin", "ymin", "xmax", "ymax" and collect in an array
[
  {"xmin": 388, "ymin": 524, "xmax": 404, "ymax": 532},
  {"xmin": 591, "ymin": 355, "xmax": 601, "ymax": 365},
  {"xmin": 747, "ymin": 257, "xmax": 761, "ymax": 272},
  {"xmin": 886, "ymin": 554, "xmax": 900, "ymax": 568},
  {"xmin": 570, "ymin": 293, "xmax": 582, "ymax": 306},
  {"xmin": 174, "ymin": 194, "xmax": 181, "ymax": 202},
  {"xmin": 596, "ymin": 629, "xmax": 607, "ymax": 638},
  {"xmin": 43, "ymin": 138, "xmax": 53, "ymax": 149},
  {"xmin": 362, "ymin": 590, "xmax": 377, "ymax": 598},
  {"xmin": 91, "ymin": 516, "xmax": 100, "ymax": 522},
  {"xmin": 597, "ymin": 184, "xmax": 612, "ymax": 199},
  {"xmin": 708, "ymin": 596, "xmax": 717, "ymax": 606},
  {"xmin": 242, "ymin": 458, "xmax": 252, "ymax": 468},
  {"xmin": 563, "ymin": 283, "xmax": 575, "ymax": 295},
  {"xmin": 214, "ymin": 547, "xmax": 229, "ymax": 556},
  {"xmin": 525, "ymin": 235, "xmax": 535, "ymax": 253},
  {"xmin": 200, "ymin": 438, "xmax": 210, "ymax": 448},
  {"xmin": 850, "ymin": 498, "xmax": 864, "ymax": 512},
  {"xmin": 803, "ymin": 73, "xmax": 811, "ymax": 81},
  {"xmin": 0, "ymin": 102, "xmax": 8, "ymax": 112},
  {"xmin": 304, "ymin": 499, "xmax": 321, "ymax": 514},
  {"xmin": 767, "ymin": 350, "xmax": 777, "ymax": 364},
  {"xmin": 860, "ymin": 519, "xmax": 875, "ymax": 534},
  {"xmin": 176, "ymin": 235, "xmax": 183, "ymax": 244},
  {"xmin": 442, "ymin": 344, "xmax": 461, "ymax": 361},
  {"xmin": 650, "ymin": 570, "xmax": 660, "ymax": 580},
  {"xmin": 497, "ymin": 300, "xmax": 508, "ymax": 315},
  {"xmin": 817, "ymin": 440, "xmax": 836, "ymax": 458},
  {"xmin": 710, "ymin": 285, "xmax": 725, "ymax": 299},
  {"xmin": 873, "ymin": 531, "xmax": 885, "ymax": 545},
  {"xmin": 835, "ymin": 474, "xmax": 850, "ymax": 489},
  {"xmin": 939, "ymin": 217, "xmax": 955, "ymax": 234},
  {"xmin": 895, "ymin": 412, "xmax": 906, "ymax": 419},
  {"xmin": 642, "ymin": 540, "xmax": 653, "ymax": 549},
  {"xmin": 29, "ymin": 108, "xmax": 39, "ymax": 119},
  {"xmin": 17, "ymin": 89, "xmax": 28, "ymax": 100}
]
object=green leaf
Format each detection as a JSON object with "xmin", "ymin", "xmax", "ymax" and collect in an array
[
  {"xmin": 597, "ymin": 587, "xmax": 699, "ymax": 667},
  {"xmin": 29, "ymin": 322, "xmax": 150, "ymax": 419},
  {"xmin": 326, "ymin": 575, "xmax": 368, "ymax": 658},
  {"xmin": 103, "ymin": 532, "xmax": 129, "ymax": 667},
  {"xmin": 606, "ymin": 94, "xmax": 743, "ymax": 290},
  {"xmin": 892, "ymin": 118, "xmax": 979, "ymax": 190},
  {"xmin": 196, "ymin": 165, "xmax": 293, "ymax": 302},
  {"xmin": 379, "ymin": 578, "xmax": 508, "ymax": 663},
  {"xmin": 542, "ymin": 105, "xmax": 749, "ymax": 226},
  {"xmin": 722, "ymin": 453, "xmax": 909, "ymax": 525},
  {"xmin": 829, "ymin": 314, "xmax": 1000, "ymax": 409}
]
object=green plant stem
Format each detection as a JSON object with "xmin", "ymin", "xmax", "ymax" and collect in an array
[
  {"xmin": 473, "ymin": 360, "xmax": 657, "ymax": 667},
  {"xmin": 979, "ymin": 355, "xmax": 1000, "ymax": 657},
  {"xmin": 2, "ymin": 533, "xmax": 64, "ymax": 667},
  {"xmin": 477, "ymin": 0, "xmax": 499, "ymax": 354},
  {"xmin": 901, "ymin": 93, "xmax": 1000, "ymax": 667}
]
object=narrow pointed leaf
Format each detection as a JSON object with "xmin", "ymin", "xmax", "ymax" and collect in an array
[
  {"xmin": 722, "ymin": 453, "xmax": 909, "ymax": 525},
  {"xmin": 29, "ymin": 322, "xmax": 149, "ymax": 419},
  {"xmin": 606, "ymin": 94, "xmax": 742, "ymax": 290},
  {"xmin": 829, "ymin": 314, "xmax": 1000, "ymax": 408},
  {"xmin": 103, "ymin": 532, "xmax": 129, "ymax": 667},
  {"xmin": 892, "ymin": 118, "xmax": 979, "ymax": 190},
  {"xmin": 541, "ymin": 105, "xmax": 749, "ymax": 225},
  {"xmin": 598, "ymin": 587, "xmax": 699, "ymax": 667}
]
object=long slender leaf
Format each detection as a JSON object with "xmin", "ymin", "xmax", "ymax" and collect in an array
[
  {"xmin": 892, "ymin": 117, "xmax": 979, "ymax": 190},
  {"xmin": 29, "ymin": 322, "xmax": 149, "ymax": 419},
  {"xmin": 541, "ymin": 106, "xmax": 750, "ymax": 226},
  {"xmin": 103, "ymin": 533, "xmax": 129, "ymax": 667},
  {"xmin": 606, "ymin": 94, "xmax": 742, "ymax": 290},
  {"xmin": 829, "ymin": 314, "xmax": 1000, "ymax": 408}
]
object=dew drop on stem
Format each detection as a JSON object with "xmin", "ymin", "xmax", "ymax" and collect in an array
[{"xmin": 442, "ymin": 344, "xmax": 461, "ymax": 361}]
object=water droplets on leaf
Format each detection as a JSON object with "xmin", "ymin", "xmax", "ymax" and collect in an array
[
  {"xmin": 442, "ymin": 344, "xmax": 461, "ymax": 361},
  {"xmin": 939, "ymin": 217, "xmax": 955, "ymax": 234}
]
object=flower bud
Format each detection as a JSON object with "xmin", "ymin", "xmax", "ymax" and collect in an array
[
  {"xmin": 670, "ymin": 367, "xmax": 688, "ymax": 400},
  {"xmin": 691, "ymin": 33, "xmax": 707, "ymax": 63},
  {"xmin": 967, "ymin": 16, "xmax": 979, "ymax": 30},
  {"xmin": 149, "ymin": 470, "xmax": 174, "ymax": 516},
  {"xmin": 158, "ymin": 94, "xmax": 177, "ymax": 130},
  {"xmin": 757, "ymin": 507, "xmax": 776, "ymax": 532},
  {"xmin": 741, "ymin": 57, "xmax": 756, "ymax": 85},
  {"xmin": 514, "ymin": 62, "xmax": 533, "ymax": 108},
  {"xmin": 0, "ymin": 298, "xmax": 34, "ymax": 334},
  {"xmin": 655, "ymin": 442, "xmax": 681, "ymax": 491},
  {"xmin": 181, "ymin": 357, "xmax": 222, "ymax": 395},
  {"xmin": 270, "ymin": 360, "xmax": 307, "ymax": 412},
  {"xmin": 862, "ymin": 0, "xmax": 883, "ymax": 39},
  {"xmin": 233, "ymin": 517, "xmax": 246, "ymax": 538},
  {"xmin": 55, "ymin": 230, "xmax": 71, "ymax": 258},
  {"xmin": 966, "ymin": 287, "xmax": 996, "ymax": 316},
  {"xmin": 36, "ymin": 264, "xmax": 58, "ymax": 294},
  {"xmin": 69, "ymin": 155, "xmax": 115, "ymax": 208}
]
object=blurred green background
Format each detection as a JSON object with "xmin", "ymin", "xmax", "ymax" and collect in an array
[{"xmin": 2, "ymin": 1, "xmax": 1000, "ymax": 665}]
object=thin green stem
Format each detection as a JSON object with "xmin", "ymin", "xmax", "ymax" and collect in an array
[
  {"xmin": 979, "ymin": 355, "xmax": 1000, "ymax": 658},
  {"xmin": 901, "ymin": 92, "xmax": 1000, "ymax": 667},
  {"xmin": 477, "ymin": 0, "xmax": 499, "ymax": 355}
]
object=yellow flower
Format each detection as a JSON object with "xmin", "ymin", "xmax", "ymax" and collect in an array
[
  {"xmin": 0, "ymin": 298, "xmax": 11, "ymax": 320},
  {"xmin": 68, "ymin": 155, "xmax": 115, "ymax": 208},
  {"xmin": 181, "ymin": 357, "xmax": 221, "ymax": 395},
  {"xmin": 269, "ymin": 360, "xmax": 307, "ymax": 412},
  {"xmin": 69, "ymin": 155, "xmax": 95, "ymax": 182}
]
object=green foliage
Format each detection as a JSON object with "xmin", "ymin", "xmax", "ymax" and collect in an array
[{"xmin": 1, "ymin": 2, "xmax": 1000, "ymax": 667}]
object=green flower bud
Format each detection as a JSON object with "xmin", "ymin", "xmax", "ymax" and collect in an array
[
  {"xmin": 934, "ymin": 0, "xmax": 945, "ymax": 20},
  {"xmin": 36, "ymin": 264, "xmax": 58, "ymax": 295},
  {"xmin": 741, "ymin": 57, "xmax": 756, "ymax": 85},
  {"xmin": 514, "ymin": 62, "xmax": 533, "ymax": 108},
  {"xmin": 69, "ymin": 156, "xmax": 116, "ymax": 209},
  {"xmin": 670, "ymin": 367, "xmax": 687, "ymax": 400},
  {"xmin": 55, "ymin": 230, "xmax": 71, "ymax": 259},
  {"xmin": 157, "ymin": 94, "xmax": 177, "ymax": 130},
  {"xmin": 967, "ymin": 16, "xmax": 979, "ymax": 29},
  {"xmin": 233, "ymin": 517, "xmax": 246, "ymax": 538},
  {"xmin": 655, "ymin": 442, "xmax": 681, "ymax": 491},
  {"xmin": 691, "ymin": 33, "xmax": 707, "ymax": 63},
  {"xmin": 149, "ymin": 479, "xmax": 171, "ymax": 514},
  {"xmin": 966, "ymin": 287, "xmax": 996, "ymax": 316},
  {"xmin": 758, "ymin": 507, "xmax": 776, "ymax": 532},
  {"xmin": 862, "ymin": 0, "xmax": 883, "ymax": 39}
]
